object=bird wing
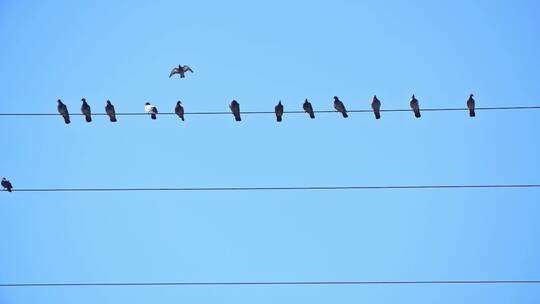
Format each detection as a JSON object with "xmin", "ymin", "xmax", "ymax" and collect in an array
[
  {"xmin": 183, "ymin": 65, "xmax": 193, "ymax": 73},
  {"xmin": 169, "ymin": 68, "xmax": 180, "ymax": 77}
]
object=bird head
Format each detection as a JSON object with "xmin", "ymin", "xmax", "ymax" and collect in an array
[
  {"xmin": 81, "ymin": 98, "xmax": 86, "ymax": 102},
  {"xmin": 470, "ymin": 94, "xmax": 474, "ymax": 97},
  {"xmin": 373, "ymin": 95, "xmax": 377, "ymax": 99},
  {"xmin": 57, "ymin": 99, "xmax": 62, "ymax": 104},
  {"xmin": 106, "ymin": 100, "xmax": 111, "ymax": 105},
  {"xmin": 145, "ymin": 102, "xmax": 151, "ymax": 105},
  {"xmin": 178, "ymin": 64, "xmax": 182, "ymax": 68},
  {"xmin": 177, "ymin": 101, "xmax": 182, "ymax": 105},
  {"xmin": 304, "ymin": 98, "xmax": 309, "ymax": 103},
  {"xmin": 1, "ymin": 178, "xmax": 5, "ymax": 181},
  {"xmin": 334, "ymin": 96, "xmax": 339, "ymax": 100},
  {"xmin": 411, "ymin": 94, "xmax": 416, "ymax": 99},
  {"xmin": 278, "ymin": 100, "xmax": 282, "ymax": 105}
]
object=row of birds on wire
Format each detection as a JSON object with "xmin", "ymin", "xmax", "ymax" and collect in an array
[{"xmin": 55, "ymin": 94, "xmax": 478, "ymax": 124}]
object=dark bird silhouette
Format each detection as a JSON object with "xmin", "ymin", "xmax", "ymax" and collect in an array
[
  {"xmin": 333, "ymin": 96, "xmax": 348, "ymax": 118},
  {"xmin": 303, "ymin": 99, "xmax": 315, "ymax": 119},
  {"xmin": 467, "ymin": 94, "xmax": 476, "ymax": 117},
  {"xmin": 1, "ymin": 178, "xmax": 12, "ymax": 192},
  {"xmin": 144, "ymin": 102, "xmax": 158, "ymax": 120},
  {"xmin": 275, "ymin": 100, "xmax": 284, "ymax": 122},
  {"xmin": 57, "ymin": 99, "xmax": 70, "ymax": 124},
  {"xmin": 169, "ymin": 65, "xmax": 194, "ymax": 78},
  {"xmin": 371, "ymin": 95, "xmax": 382, "ymax": 119},
  {"xmin": 410, "ymin": 94, "xmax": 421, "ymax": 118},
  {"xmin": 105, "ymin": 100, "xmax": 117, "ymax": 122},
  {"xmin": 230, "ymin": 100, "xmax": 241, "ymax": 121},
  {"xmin": 81, "ymin": 98, "xmax": 92, "ymax": 122},
  {"xmin": 175, "ymin": 101, "xmax": 185, "ymax": 121}
]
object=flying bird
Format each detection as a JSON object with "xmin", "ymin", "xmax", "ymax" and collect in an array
[
  {"xmin": 81, "ymin": 98, "xmax": 92, "ymax": 122},
  {"xmin": 410, "ymin": 94, "xmax": 421, "ymax": 118},
  {"xmin": 144, "ymin": 102, "xmax": 158, "ymax": 120},
  {"xmin": 175, "ymin": 101, "xmax": 185, "ymax": 121},
  {"xmin": 371, "ymin": 95, "xmax": 381, "ymax": 119},
  {"xmin": 57, "ymin": 99, "xmax": 70, "ymax": 124},
  {"xmin": 105, "ymin": 100, "xmax": 117, "ymax": 122},
  {"xmin": 275, "ymin": 100, "xmax": 284, "ymax": 122},
  {"xmin": 303, "ymin": 99, "xmax": 315, "ymax": 119},
  {"xmin": 230, "ymin": 100, "xmax": 241, "ymax": 121},
  {"xmin": 333, "ymin": 96, "xmax": 348, "ymax": 118},
  {"xmin": 169, "ymin": 65, "xmax": 194, "ymax": 78},
  {"xmin": 467, "ymin": 94, "xmax": 476, "ymax": 117},
  {"xmin": 1, "ymin": 178, "xmax": 12, "ymax": 192}
]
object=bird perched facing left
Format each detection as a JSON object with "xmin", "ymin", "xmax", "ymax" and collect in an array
[
  {"xmin": 105, "ymin": 100, "xmax": 117, "ymax": 122},
  {"xmin": 57, "ymin": 99, "xmax": 70, "ymax": 124},
  {"xmin": 333, "ymin": 96, "xmax": 348, "ymax": 118},
  {"xmin": 81, "ymin": 98, "xmax": 92, "ymax": 122},
  {"xmin": 303, "ymin": 99, "xmax": 315, "ymax": 119},
  {"xmin": 175, "ymin": 101, "xmax": 185, "ymax": 121},
  {"xmin": 467, "ymin": 94, "xmax": 476, "ymax": 117},
  {"xmin": 169, "ymin": 65, "xmax": 194, "ymax": 78},
  {"xmin": 144, "ymin": 102, "xmax": 158, "ymax": 120},
  {"xmin": 230, "ymin": 100, "xmax": 241, "ymax": 121},
  {"xmin": 1, "ymin": 178, "xmax": 13, "ymax": 192},
  {"xmin": 410, "ymin": 94, "xmax": 421, "ymax": 118}
]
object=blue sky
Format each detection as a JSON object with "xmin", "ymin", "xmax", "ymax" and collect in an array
[{"xmin": 1, "ymin": 0, "xmax": 539, "ymax": 303}]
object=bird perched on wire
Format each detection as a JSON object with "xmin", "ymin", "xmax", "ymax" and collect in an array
[
  {"xmin": 303, "ymin": 99, "xmax": 315, "ymax": 119},
  {"xmin": 371, "ymin": 95, "xmax": 381, "ymax": 119},
  {"xmin": 105, "ymin": 100, "xmax": 117, "ymax": 122},
  {"xmin": 175, "ymin": 101, "xmax": 185, "ymax": 121},
  {"xmin": 275, "ymin": 100, "xmax": 284, "ymax": 122},
  {"xmin": 1, "ymin": 178, "xmax": 12, "ymax": 192},
  {"xmin": 144, "ymin": 102, "xmax": 158, "ymax": 120},
  {"xmin": 169, "ymin": 65, "xmax": 194, "ymax": 78},
  {"xmin": 81, "ymin": 98, "xmax": 92, "ymax": 122},
  {"xmin": 333, "ymin": 96, "xmax": 348, "ymax": 118},
  {"xmin": 57, "ymin": 99, "xmax": 70, "ymax": 124},
  {"xmin": 410, "ymin": 94, "xmax": 421, "ymax": 118},
  {"xmin": 467, "ymin": 94, "xmax": 476, "ymax": 117},
  {"xmin": 230, "ymin": 100, "xmax": 241, "ymax": 121}
]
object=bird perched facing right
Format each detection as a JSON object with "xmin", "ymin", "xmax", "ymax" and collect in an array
[
  {"xmin": 303, "ymin": 99, "xmax": 315, "ymax": 119},
  {"xmin": 333, "ymin": 96, "xmax": 348, "ymax": 118},
  {"xmin": 57, "ymin": 99, "xmax": 70, "ymax": 124},
  {"xmin": 230, "ymin": 100, "xmax": 241, "ymax": 121},
  {"xmin": 144, "ymin": 102, "xmax": 158, "ymax": 120},
  {"xmin": 169, "ymin": 65, "xmax": 194, "ymax": 78},
  {"xmin": 371, "ymin": 95, "xmax": 381, "ymax": 119},
  {"xmin": 275, "ymin": 101, "xmax": 284, "ymax": 122},
  {"xmin": 467, "ymin": 94, "xmax": 476, "ymax": 117},
  {"xmin": 105, "ymin": 100, "xmax": 117, "ymax": 122},
  {"xmin": 410, "ymin": 94, "xmax": 421, "ymax": 118},
  {"xmin": 81, "ymin": 98, "xmax": 92, "ymax": 122},
  {"xmin": 1, "ymin": 178, "xmax": 12, "ymax": 192},
  {"xmin": 175, "ymin": 101, "xmax": 185, "ymax": 121}
]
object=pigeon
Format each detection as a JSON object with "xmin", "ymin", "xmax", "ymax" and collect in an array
[
  {"xmin": 371, "ymin": 95, "xmax": 381, "ymax": 119},
  {"xmin": 57, "ymin": 99, "xmax": 70, "ymax": 124},
  {"xmin": 144, "ymin": 102, "xmax": 158, "ymax": 120},
  {"xmin": 333, "ymin": 96, "xmax": 348, "ymax": 118},
  {"xmin": 410, "ymin": 94, "xmax": 421, "ymax": 118},
  {"xmin": 275, "ymin": 100, "xmax": 284, "ymax": 122},
  {"xmin": 169, "ymin": 65, "xmax": 194, "ymax": 78},
  {"xmin": 175, "ymin": 101, "xmax": 185, "ymax": 121},
  {"xmin": 230, "ymin": 100, "xmax": 241, "ymax": 121},
  {"xmin": 1, "ymin": 178, "xmax": 12, "ymax": 192},
  {"xmin": 467, "ymin": 94, "xmax": 476, "ymax": 117},
  {"xmin": 81, "ymin": 98, "xmax": 92, "ymax": 122},
  {"xmin": 105, "ymin": 100, "xmax": 117, "ymax": 122},
  {"xmin": 303, "ymin": 99, "xmax": 315, "ymax": 119}
]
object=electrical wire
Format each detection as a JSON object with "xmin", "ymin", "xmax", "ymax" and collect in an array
[{"xmin": 6, "ymin": 184, "xmax": 540, "ymax": 192}]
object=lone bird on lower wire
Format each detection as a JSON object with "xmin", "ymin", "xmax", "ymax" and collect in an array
[
  {"xmin": 144, "ymin": 102, "xmax": 158, "ymax": 120},
  {"xmin": 275, "ymin": 100, "xmax": 284, "ymax": 122},
  {"xmin": 303, "ymin": 99, "xmax": 315, "ymax": 119},
  {"xmin": 169, "ymin": 64, "xmax": 194, "ymax": 78},
  {"xmin": 175, "ymin": 101, "xmax": 185, "ymax": 121},
  {"xmin": 57, "ymin": 99, "xmax": 70, "ymax": 124},
  {"xmin": 230, "ymin": 100, "xmax": 241, "ymax": 121},
  {"xmin": 81, "ymin": 98, "xmax": 92, "ymax": 122},
  {"xmin": 410, "ymin": 94, "xmax": 421, "ymax": 118},
  {"xmin": 333, "ymin": 96, "xmax": 348, "ymax": 118},
  {"xmin": 467, "ymin": 94, "xmax": 476, "ymax": 117},
  {"xmin": 105, "ymin": 100, "xmax": 117, "ymax": 122},
  {"xmin": 1, "ymin": 178, "xmax": 13, "ymax": 192},
  {"xmin": 371, "ymin": 95, "xmax": 381, "ymax": 119}
]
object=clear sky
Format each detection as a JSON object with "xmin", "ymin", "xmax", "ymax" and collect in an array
[{"xmin": 1, "ymin": 0, "xmax": 539, "ymax": 303}]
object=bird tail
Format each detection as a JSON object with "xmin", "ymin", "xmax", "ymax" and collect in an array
[
  {"xmin": 235, "ymin": 115, "xmax": 241, "ymax": 122},
  {"xmin": 414, "ymin": 110, "xmax": 421, "ymax": 118},
  {"xmin": 110, "ymin": 116, "xmax": 117, "ymax": 122},
  {"xmin": 276, "ymin": 116, "xmax": 282, "ymax": 122},
  {"xmin": 469, "ymin": 109, "xmax": 476, "ymax": 117},
  {"xmin": 151, "ymin": 114, "xmax": 157, "ymax": 120},
  {"xmin": 63, "ymin": 115, "xmax": 70, "ymax": 124},
  {"xmin": 342, "ymin": 112, "xmax": 348, "ymax": 118},
  {"xmin": 374, "ymin": 111, "xmax": 381, "ymax": 119},
  {"xmin": 181, "ymin": 117, "xmax": 185, "ymax": 121},
  {"xmin": 309, "ymin": 112, "xmax": 315, "ymax": 119},
  {"xmin": 85, "ymin": 115, "xmax": 92, "ymax": 122},
  {"xmin": 8, "ymin": 188, "xmax": 12, "ymax": 192}
]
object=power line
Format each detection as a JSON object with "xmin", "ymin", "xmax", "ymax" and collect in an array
[
  {"xmin": 1, "ymin": 280, "xmax": 539, "ymax": 288},
  {"xmin": 6, "ymin": 184, "xmax": 540, "ymax": 193},
  {"xmin": 1, "ymin": 106, "xmax": 539, "ymax": 117}
]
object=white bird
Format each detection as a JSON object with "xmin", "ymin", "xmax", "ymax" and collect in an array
[{"xmin": 144, "ymin": 102, "xmax": 158, "ymax": 120}]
